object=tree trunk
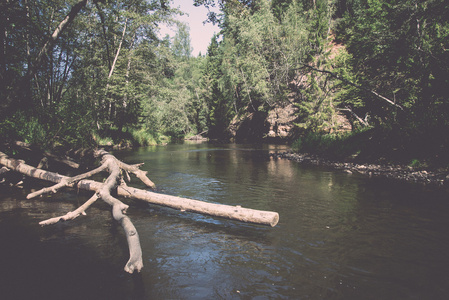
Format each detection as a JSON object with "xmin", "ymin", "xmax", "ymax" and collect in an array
[
  {"xmin": 116, "ymin": 186, "xmax": 279, "ymax": 227},
  {"xmin": 0, "ymin": 150, "xmax": 279, "ymax": 226}
]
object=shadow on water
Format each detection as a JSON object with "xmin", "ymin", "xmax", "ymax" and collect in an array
[{"xmin": 1, "ymin": 142, "xmax": 449, "ymax": 299}]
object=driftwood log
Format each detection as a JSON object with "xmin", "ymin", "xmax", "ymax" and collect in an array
[{"xmin": 0, "ymin": 149, "xmax": 280, "ymax": 273}]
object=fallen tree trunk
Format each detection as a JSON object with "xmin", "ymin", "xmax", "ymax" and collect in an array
[
  {"xmin": 0, "ymin": 149, "xmax": 280, "ymax": 271},
  {"xmin": 0, "ymin": 152, "xmax": 278, "ymax": 226},
  {"xmin": 116, "ymin": 186, "xmax": 279, "ymax": 227}
]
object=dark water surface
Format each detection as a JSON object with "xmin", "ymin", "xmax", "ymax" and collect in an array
[{"xmin": 1, "ymin": 142, "xmax": 449, "ymax": 299}]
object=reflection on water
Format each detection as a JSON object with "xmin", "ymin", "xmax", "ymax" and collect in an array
[{"xmin": 1, "ymin": 142, "xmax": 449, "ymax": 299}]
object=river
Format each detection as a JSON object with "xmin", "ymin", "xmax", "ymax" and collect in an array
[{"xmin": 1, "ymin": 142, "xmax": 449, "ymax": 299}]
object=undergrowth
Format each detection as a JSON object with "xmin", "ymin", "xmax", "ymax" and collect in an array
[{"xmin": 94, "ymin": 127, "xmax": 162, "ymax": 147}]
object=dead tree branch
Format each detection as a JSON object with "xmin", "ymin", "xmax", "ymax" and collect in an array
[
  {"xmin": 339, "ymin": 106, "xmax": 370, "ymax": 127},
  {"xmin": 27, "ymin": 164, "xmax": 107, "ymax": 199},
  {"xmin": 0, "ymin": 149, "xmax": 143, "ymax": 273},
  {"xmin": 39, "ymin": 194, "xmax": 99, "ymax": 226}
]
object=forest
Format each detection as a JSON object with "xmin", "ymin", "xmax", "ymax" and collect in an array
[{"xmin": 1, "ymin": 0, "xmax": 449, "ymax": 167}]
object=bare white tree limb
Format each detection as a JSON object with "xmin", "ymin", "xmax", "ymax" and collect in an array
[
  {"xmin": 339, "ymin": 106, "xmax": 370, "ymax": 127},
  {"xmin": 27, "ymin": 164, "xmax": 108, "ymax": 199},
  {"xmin": 39, "ymin": 194, "xmax": 99, "ymax": 226}
]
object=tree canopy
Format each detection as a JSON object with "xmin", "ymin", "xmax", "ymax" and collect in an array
[{"xmin": 1, "ymin": 0, "xmax": 449, "ymax": 164}]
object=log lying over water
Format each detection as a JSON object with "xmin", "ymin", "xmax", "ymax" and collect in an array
[
  {"xmin": 0, "ymin": 150, "xmax": 279, "ymax": 225},
  {"xmin": 116, "ymin": 186, "xmax": 279, "ymax": 227},
  {"xmin": 1, "ymin": 149, "xmax": 279, "ymax": 272}
]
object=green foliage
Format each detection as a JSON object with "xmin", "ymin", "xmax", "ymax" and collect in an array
[
  {"xmin": 2, "ymin": 0, "xmax": 448, "ymax": 160},
  {"xmin": 293, "ymin": 123, "xmax": 449, "ymax": 166},
  {"xmin": 204, "ymin": 0, "xmax": 354, "ymax": 138},
  {"xmin": 408, "ymin": 159, "xmax": 427, "ymax": 170},
  {"xmin": 1, "ymin": 0, "xmax": 207, "ymax": 147},
  {"xmin": 54, "ymin": 97, "xmax": 96, "ymax": 148},
  {"xmin": 130, "ymin": 128, "xmax": 159, "ymax": 146},
  {"xmin": 220, "ymin": 0, "xmax": 304, "ymax": 111},
  {"xmin": 94, "ymin": 126, "xmax": 159, "ymax": 147},
  {"xmin": 0, "ymin": 112, "xmax": 47, "ymax": 146},
  {"xmin": 172, "ymin": 22, "xmax": 193, "ymax": 60},
  {"xmin": 336, "ymin": 0, "xmax": 449, "ymax": 125},
  {"xmin": 138, "ymin": 23, "xmax": 208, "ymax": 140}
]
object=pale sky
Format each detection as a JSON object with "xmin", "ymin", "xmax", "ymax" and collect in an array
[{"xmin": 159, "ymin": 0, "xmax": 220, "ymax": 57}]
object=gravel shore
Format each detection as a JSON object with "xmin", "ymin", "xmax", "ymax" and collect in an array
[{"xmin": 270, "ymin": 151, "xmax": 449, "ymax": 187}]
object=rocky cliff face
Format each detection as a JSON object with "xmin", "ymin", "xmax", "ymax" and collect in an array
[
  {"xmin": 265, "ymin": 103, "xmax": 299, "ymax": 140},
  {"xmin": 228, "ymin": 102, "xmax": 299, "ymax": 142}
]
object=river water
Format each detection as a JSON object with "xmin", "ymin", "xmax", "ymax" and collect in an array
[{"xmin": 1, "ymin": 142, "xmax": 449, "ymax": 299}]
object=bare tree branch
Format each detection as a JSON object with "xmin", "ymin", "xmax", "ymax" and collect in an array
[
  {"xmin": 339, "ymin": 106, "xmax": 370, "ymax": 127},
  {"xmin": 27, "ymin": 164, "xmax": 108, "ymax": 199},
  {"xmin": 39, "ymin": 194, "xmax": 99, "ymax": 226}
]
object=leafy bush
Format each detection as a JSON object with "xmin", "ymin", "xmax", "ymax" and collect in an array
[
  {"xmin": 130, "ymin": 128, "xmax": 159, "ymax": 146},
  {"xmin": 0, "ymin": 112, "xmax": 47, "ymax": 146},
  {"xmin": 408, "ymin": 159, "xmax": 428, "ymax": 169}
]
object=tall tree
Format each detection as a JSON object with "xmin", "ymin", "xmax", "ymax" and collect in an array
[
  {"xmin": 172, "ymin": 22, "xmax": 192, "ymax": 60},
  {"xmin": 203, "ymin": 34, "xmax": 231, "ymax": 139}
]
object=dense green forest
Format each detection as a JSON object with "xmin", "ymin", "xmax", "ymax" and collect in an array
[{"xmin": 1, "ymin": 0, "xmax": 448, "ymax": 166}]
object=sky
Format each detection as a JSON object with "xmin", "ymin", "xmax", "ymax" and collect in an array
[{"xmin": 159, "ymin": 0, "xmax": 220, "ymax": 57}]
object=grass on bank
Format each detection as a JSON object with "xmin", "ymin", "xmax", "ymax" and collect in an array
[
  {"xmin": 0, "ymin": 113, "xmax": 164, "ymax": 150},
  {"xmin": 93, "ymin": 127, "xmax": 164, "ymax": 148}
]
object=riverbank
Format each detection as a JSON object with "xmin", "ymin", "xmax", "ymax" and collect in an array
[{"xmin": 270, "ymin": 151, "xmax": 449, "ymax": 187}]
